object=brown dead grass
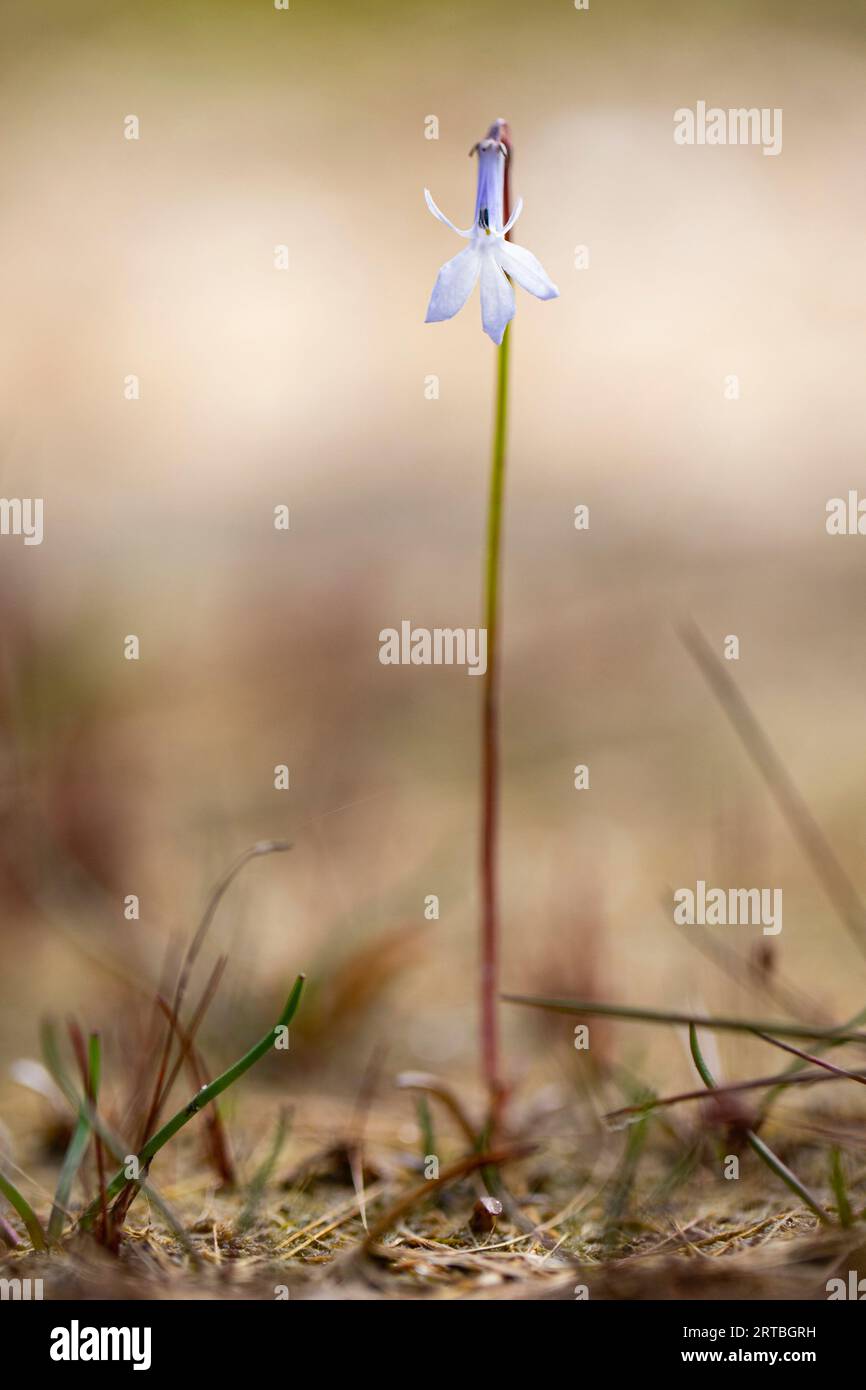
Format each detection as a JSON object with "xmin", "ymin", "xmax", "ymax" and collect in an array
[{"xmin": 4, "ymin": 1088, "xmax": 866, "ymax": 1301}]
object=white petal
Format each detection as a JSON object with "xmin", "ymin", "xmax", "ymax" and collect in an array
[
  {"xmin": 425, "ymin": 245, "xmax": 482, "ymax": 323},
  {"xmin": 479, "ymin": 255, "xmax": 515, "ymax": 345},
  {"xmin": 497, "ymin": 240, "xmax": 559, "ymax": 300},
  {"xmin": 424, "ymin": 188, "xmax": 472, "ymax": 238},
  {"xmin": 502, "ymin": 196, "xmax": 523, "ymax": 235}
]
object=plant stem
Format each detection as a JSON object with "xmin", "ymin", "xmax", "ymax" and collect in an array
[
  {"xmin": 48, "ymin": 1032, "xmax": 101, "ymax": 1243},
  {"xmin": 688, "ymin": 1023, "xmax": 828, "ymax": 1223},
  {"xmin": 42, "ymin": 1020, "xmax": 196, "ymax": 1255},
  {"xmin": 0, "ymin": 1170, "xmax": 46, "ymax": 1252},
  {"xmin": 502, "ymin": 992, "xmax": 866, "ymax": 1044},
  {"xmin": 680, "ymin": 622, "xmax": 866, "ymax": 957},
  {"xmin": 481, "ymin": 320, "xmax": 510, "ymax": 1134},
  {"xmin": 79, "ymin": 974, "xmax": 304, "ymax": 1229}
]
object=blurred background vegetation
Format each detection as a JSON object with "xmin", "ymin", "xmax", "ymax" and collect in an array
[{"xmin": 0, "ymin": 0, "xmax": 864, "ymax": 1140}]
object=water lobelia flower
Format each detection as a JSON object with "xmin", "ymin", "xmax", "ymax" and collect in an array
[{"xmin": 424, "ymin": 119, "xmax": 559, "ymax": 345}]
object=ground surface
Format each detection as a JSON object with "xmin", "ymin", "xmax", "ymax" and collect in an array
[{"xmin": 3, "ymin": 1086, "xmax": 864, "ymax": 1301}]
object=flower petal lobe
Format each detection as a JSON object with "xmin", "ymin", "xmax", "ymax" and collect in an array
[
  {"xmin": 425, "ymin": 246, "xmax": 482, "ymax": 323},
  {"xmin": 424, "ymin": 189, "xmax": 472, "ymax": 238},
  {"xmin": 497, "ymin": 241, "xmax": 559, "ymax": 300},
  {"xmin": 479, "ymin": 255, "xmax": 515, "ymax": 344}
]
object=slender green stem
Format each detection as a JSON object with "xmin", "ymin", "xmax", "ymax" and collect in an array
[
  {"xmin": 42, "ymin": 1020, "xmax": 195, "ymax": 1254},
  {"xmin": 480, "ymin": 321, "xmax": 510, "ymax": 1133},
  {"xmin": 760, "ymin": 999, "xmax": 866, "ymax": 1117},
  {"xmin": 48, "ymin": 1032, "xmax": 101, "ymax": 1242},
  {"xmin": 688, "ymin": 1023, "xmax": 828, "ymax": 1223},
  {"xmin": 502, "ymin": 992, "xmax": 866, "ymax": 1044},
  {"xmin": 79, "ymin": 974, "xmax": 305, "ymax": 1229},
  {"xmin": 687, "ymin": 1024, "xmax": 716, "ymax": 1090},
  {"xmin": 0, "ymin": 1170, "xmax": 46, "ymax": 1252},
  {"xmin": 829, "ymin": 1147, "xmax": 854, "ymax": 1227},
  {"xmin": 416, "ymin": 1097, "xmax": 435, "ymax": 1161},
  {"xmin": 236, "ymin": 1107, "xmax": 292, "ymax": 1234},
  {"xmin": 485, "ymin": 325, "xmax": 511, "ymax": 650}
]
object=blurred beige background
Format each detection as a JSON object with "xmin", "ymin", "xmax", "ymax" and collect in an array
[{"xmin": 0, "ymin": 0, "xmax": 865, "ymax": 1114}]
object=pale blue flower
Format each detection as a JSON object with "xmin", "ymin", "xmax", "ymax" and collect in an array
[{"xmin": 424, "ymin": 124, "xmax": 559, "ymax": 346}]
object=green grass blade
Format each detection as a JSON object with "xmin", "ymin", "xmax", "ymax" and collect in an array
[
  {"xmin": 688, "ymin": 1023, "xmax": 828, "ymax": 1223},
  {"xmin": 236, "ymin": 1107, "xmax": 292, "ymax": 1234},
  {"xmin": 416, "ymin": 1096, "xmax": 435, "ymax": 1160},
  {"xmin": 605, "ymin": 1094, "xmax": 651, "ymax": 1232},
  {"xmin": 687, "ymin": 1023, "xmax": 716, "ymax": 1089},
  {"xmin": 48, "ymin": 1032, "xmax": 101, "ymax": 1243},
  {"xmin": 80, "ymin": 974, "xmax": 305, "ymax": 1228},
  {"xmin": 41, "ymin": 1020, "xmax": 196, "ymax": 1255},
  {"xmin": 503, "ymin": 993, "xmax": 866, "ymax": 1045},
  {"xmin": 0, "ymin": 1168, "xmax": 46, "ymax": 1251},
  {"xmin": 829, "ymin": 1147, "xmax": 854, "ymax": 1228},
  {"xmin": 760, "ymin": 1001, "xmax": 866, "ymax": 1118},
  {"xmin": 744, "ymin": 1131, "xmax": 829, "ymax": 1224}
]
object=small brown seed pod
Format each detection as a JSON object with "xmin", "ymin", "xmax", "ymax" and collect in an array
[{"xmin": 470, "ymin": 1196, "xmax": 503, "ymax": 1235}]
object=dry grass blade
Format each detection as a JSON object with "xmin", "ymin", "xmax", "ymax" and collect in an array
[
  {"xmin": 688, "ymin": 1023, "xmax": 828, "ymax": 1223},
  {"xmin": 347, "ymin": 1044, "xmax": 388, "ymax": 1231},
  {"xmin": 680, "ymin": 619, "xmax": 866, "ymax": 958},
  {"xmin": 78, "ymin": 975, "xmax": 305, "ymax": 1229},
  {"xmin": 360, "ymin": 1141, "xmax": 534, "ymax": 1258},
  {"xmin": 752, "ymin": 1030, "xmax": 866, "ymax": 1088},
  {"xmin": 395, "ymin": 1072, "xmax": 479, "ymax": 1146},
  {"xmin": 604, "ymin": 1062, "xmax": 866, "ymax": 1124},
  {"xmin": 138, "ymin": 841, "xmax": 290, "ymax": 1147},
  {"xmin": 41, "ymin": 1019, "xmax": 198, "ymax": 1258},
  {"xmin": 154, "ymin": 956, "xmax": 228, "ymax": 1115},
  {"xmin": 154, "ymin": 956, "xmax": 236, "ymax": 1186}
]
